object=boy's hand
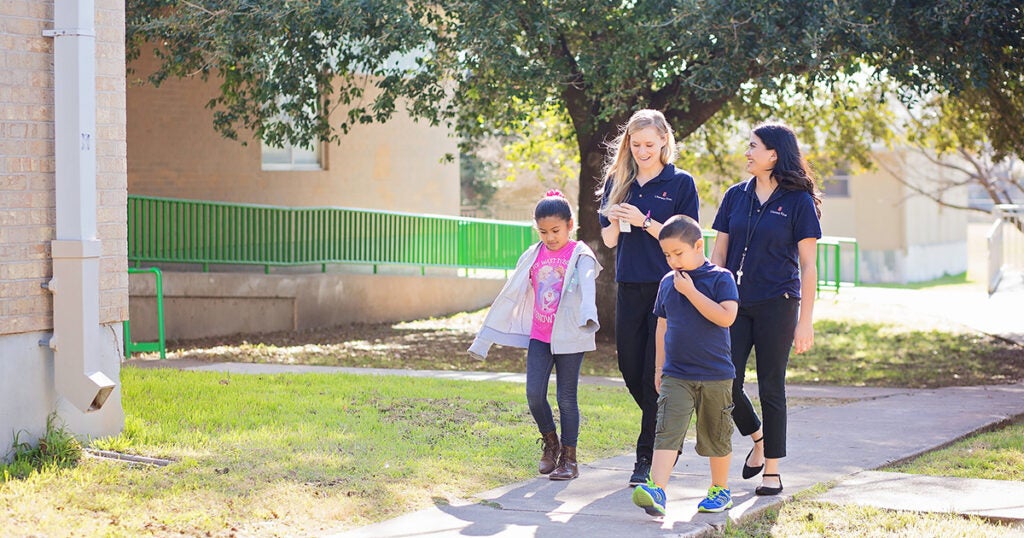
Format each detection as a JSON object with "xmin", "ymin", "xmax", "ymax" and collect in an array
[
  {"xmin": 654, "ymin": 370, "xmax": 662, "ymax": 394},
  {"xmin": 673, "ymin": 270, "xmax": 696, "ymax": 296}
]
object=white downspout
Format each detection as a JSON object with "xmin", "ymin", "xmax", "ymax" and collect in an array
[{"xmin": 43, "ymin": 0, "xmax": 115, "ymax": 412}]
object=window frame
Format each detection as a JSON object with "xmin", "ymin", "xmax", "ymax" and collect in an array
[{"xmin": 260, "ymin": 140, "xmax": 325, "ymax": 172}]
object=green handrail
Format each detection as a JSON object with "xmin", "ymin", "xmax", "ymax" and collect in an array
[
  {"xmin": 123, "ymin": 266, "xmax": 165, "ymax": 360},
  {"xmin": 127, "ymin": 196, "xmax": 858, "ymax": 291},
  {"xmin": 128, "ymin": 195, "xmax": 535, "ymax": 272}
]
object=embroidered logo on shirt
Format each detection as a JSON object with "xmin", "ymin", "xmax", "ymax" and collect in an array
[
  {"xmin": 654, "ymin": 191, "xmax": 673, "ymax": 201},
  {"xmin": 770, "ymin": 205, "xmax": 788, "ymax": 217}
]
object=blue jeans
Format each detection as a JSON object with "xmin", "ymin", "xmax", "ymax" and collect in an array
[{"xmin": 526, "ymin": 339, "xmax": 584, "ymax": 447}]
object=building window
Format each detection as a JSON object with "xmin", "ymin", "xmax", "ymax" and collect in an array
[
  {"xmin": 822, "ymin": 169, "xmax": 851, "ymax": 198},
  {"xmin": 261, "ymin": 141, "xmax": 323, "ymax": 171}
]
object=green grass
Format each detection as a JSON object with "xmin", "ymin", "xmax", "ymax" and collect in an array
[
  {"xmin": 7, "ymin": 309, "xmax": 1024, "ymax": 536},
  {"xmin": 714, "ymin": 499, "xmax": 1022, "ymax": 537},
  {"xmin": 0, "ymin": 367, "xmax": 637, "ymax": 537},
  {"xmin": 715, "ymin": 404, "xmax": 1024, "ymax": 536},
  {"xmin": 1, "ymin": 414, "xmax": 83, "ymax": 481},
  {"xmin": 783, "ymin": 320, "xmax": 1024, "ymax": 388}
]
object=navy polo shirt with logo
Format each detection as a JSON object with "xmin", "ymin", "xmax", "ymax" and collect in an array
[
  {"xmin": 653, "ymin": 261, "xmax": 738, "ymax": 381},
  {"xmin": 598, "ymin": 164, "xmax": 699, "ymax": 283},
  {"xmin": 711, "ymin": 178, "xmax": 821, "ymax": 304}
]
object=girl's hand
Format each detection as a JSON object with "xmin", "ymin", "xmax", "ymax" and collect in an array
[{"xmin": 793, "ymin": 321, "xmax": 814, "ymax": 354}]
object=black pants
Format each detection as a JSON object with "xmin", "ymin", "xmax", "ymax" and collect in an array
[
  {"xmin": 615, "ymin": 282, "xmax": 661, "ymax": 462},
  {"xmin": 730, "ymin": 295, "xmax": 800, "ymax": 460}
]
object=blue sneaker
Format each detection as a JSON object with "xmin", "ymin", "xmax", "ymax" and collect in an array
[
  {"xmin": 697, "ymin": 485, "xmax": 732, "ymax": 513},
  {"xmin": 631, "ymin": 480, "xmax": 667, "ymax": 516}
]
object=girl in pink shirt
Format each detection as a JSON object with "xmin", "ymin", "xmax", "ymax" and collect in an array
[{"xmin": 469, "ymin": 190, "xmax": 601, "ymax": 480}]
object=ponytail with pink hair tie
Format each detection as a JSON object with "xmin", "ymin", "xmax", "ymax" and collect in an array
[{"xmin": 545, "ymin": 189, "xmax": 565, "ymax": 198}]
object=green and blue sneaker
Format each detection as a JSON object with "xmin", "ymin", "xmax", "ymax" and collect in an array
[
  {"xmin": 631, "ymin": 480, "xmax": 667, "ymax": 516},
  {"xmin": 697, "ymin": 485, "xmax": 732, "ymax": 513}
]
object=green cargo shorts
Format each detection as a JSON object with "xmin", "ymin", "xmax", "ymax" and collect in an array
[{"xmin": 654, "ymin": 376, "xmax": 735, "ymax": 457}]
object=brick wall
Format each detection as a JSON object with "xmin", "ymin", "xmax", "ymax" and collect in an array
[
  {"xmin": 127, "ymin": 51, "xmax": 461, "ymax": 216},
  {"xmin": 95, "ymin": 0, "xmax": 129, "ymax": 325},
  {"xmin": 0, "ymin": 1, "xmax": 128, "ymax": 336}
]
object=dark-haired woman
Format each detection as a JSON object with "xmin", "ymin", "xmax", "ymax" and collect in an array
[{"xmin": 710, "ymin": 122, "xmax": 822, "ymax": 496}]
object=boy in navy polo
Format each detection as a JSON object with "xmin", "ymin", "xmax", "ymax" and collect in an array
[{"xmin": 632, "ymin": 215, "xmax": 739, "ymax": 516}]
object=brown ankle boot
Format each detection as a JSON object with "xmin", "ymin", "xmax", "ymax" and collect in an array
[
  {"xmin": 549, "ymin": 446, "xmax": 578, "ymax": 480},
  {"xmin": 538, "ymin": 431, "xmax": 560, "ymax": 474}
]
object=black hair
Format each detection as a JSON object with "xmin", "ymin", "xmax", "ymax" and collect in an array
[
  {"xmin": 658, "ymin": 214, "xmax": 702, "ymax": 246},
  {"xmin": 753, "ymin": 122, "xmax": 823, "ymax": 218},
  {"xmin": 534, "ymin": 189, "xmax": 573, "ymax": 223}
]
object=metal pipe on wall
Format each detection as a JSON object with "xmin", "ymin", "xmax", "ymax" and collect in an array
[{"xmin": 43, "ymin": 0, "xmax": 115, "ymax": 412}]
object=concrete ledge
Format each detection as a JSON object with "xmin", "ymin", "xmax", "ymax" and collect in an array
[
  {"xmin": 128, "ymin": 271, "xmax": 504, "ymax": 341},
  {"xmin": 815, "ymin": 470, "xmax": 1024, "ymax": 522}
]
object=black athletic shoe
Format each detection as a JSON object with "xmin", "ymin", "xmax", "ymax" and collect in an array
[{"xmin": 629, "ymin": 456, "xmax": 652, "ymax": 487}]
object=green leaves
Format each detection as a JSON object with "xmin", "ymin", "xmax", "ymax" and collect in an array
[{"xmin": 126, "ymin": 0, "xmax": 1024, "ymax": 247}]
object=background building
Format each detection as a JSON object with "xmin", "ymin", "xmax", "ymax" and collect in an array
[{"xmin": 124, "ymin": 49, "xmax": 502, "ymax": 342}]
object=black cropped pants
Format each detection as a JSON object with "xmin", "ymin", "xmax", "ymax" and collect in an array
[{"xmin": 730, "ymin": 294, "xmax": 800, "ymax": 459}]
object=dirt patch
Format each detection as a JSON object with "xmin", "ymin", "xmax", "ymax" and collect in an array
[{"xmin": 132, "ymin": 309, "xmax": 620, "ymax": 377}]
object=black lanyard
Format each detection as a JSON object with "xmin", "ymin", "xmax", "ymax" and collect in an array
[{"xmin": 736, "ymin": 185, "xmax": 779, "ymax": 286}]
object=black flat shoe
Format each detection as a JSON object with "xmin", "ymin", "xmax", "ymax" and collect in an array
[
  {"xmin": 741, "ymin": 436, "xmax": 764, "ymax": 479},
  {"xmin": 754, "ymin": 473, "xmax": 783, "ymax": 496}
]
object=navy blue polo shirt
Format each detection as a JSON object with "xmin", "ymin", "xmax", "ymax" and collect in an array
[
  {"xmin": 598, "ymin": 164, "xmax": 699, "ymax": 283},
  {"xmin": 711, "ymin": 178, "xmax": 822, "ymax": 304},
  {"xmin": 653, "ymin": 261, "xmax": 738, "ymax": 381}
]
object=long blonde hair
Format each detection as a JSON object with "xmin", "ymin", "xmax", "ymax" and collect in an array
[{"xmin": 597, "ymin": 109, "xmax": 676, "ymax": 213}]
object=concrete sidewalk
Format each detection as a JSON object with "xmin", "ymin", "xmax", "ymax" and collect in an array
[
  {"xmin": 134, "ymin": 358, "xmax": 1024, "ymax": 536},
  {"xmin": 326, "ymin": 381, "xmax": 1024, "ymax": 537},
  {"xmin": 814, "ymin": 282, "xmax": 1024, "ymax": 345}
]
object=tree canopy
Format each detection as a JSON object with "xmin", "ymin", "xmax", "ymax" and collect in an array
[{"xmin": 127, "ymin": 0, "xmax": 1024, "ymax": 314}]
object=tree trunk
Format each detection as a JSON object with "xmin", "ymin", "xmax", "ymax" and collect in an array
[{"xmin": 576, "ymin": 129, "xmax": 619, "ymax": 339}]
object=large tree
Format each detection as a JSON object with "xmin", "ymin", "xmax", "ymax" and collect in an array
[{"xmin": 127, "ymin": 0, "xmax": 1023, "ymax": 316}]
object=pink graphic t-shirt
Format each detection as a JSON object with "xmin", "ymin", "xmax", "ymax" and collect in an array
[{"xmin": 529, "ymin": 241, "xmax": 576, "ymax": 343}]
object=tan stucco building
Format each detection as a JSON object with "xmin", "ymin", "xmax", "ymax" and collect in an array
[{"xmin": 819, "ymin": 149, "xmax": 968, "ymax": 284}]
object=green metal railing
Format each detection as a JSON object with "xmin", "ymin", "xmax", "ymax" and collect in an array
[
  {"xmin": 817, "ymin": 236, "xmax": 860, "ymax": 293},
  {"xmin": 127, "ymin": 196, "xmax": 859, "ymax": 293},
  {"xmin": 128, "ymin": 196, "xmax": 535, "ymax": 274},
  {"xmin": 123, "ymin": 266, "xmax": 165, "ymax": 359}
]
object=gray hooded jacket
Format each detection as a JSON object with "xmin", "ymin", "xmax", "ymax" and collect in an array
[{"xmin": 468, "ymin": 241, "xmax": 601, "ymax": 360}]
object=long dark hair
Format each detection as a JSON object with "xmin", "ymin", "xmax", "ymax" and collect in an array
[{"xmin": 754, "ymin": 122, "xmax": 822, "ymax": 217}]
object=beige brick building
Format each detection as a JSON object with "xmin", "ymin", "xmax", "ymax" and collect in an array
[
  {"xmin": 1, "ymin": 1, "xmax": 127, "ymax": 454},
  {"xmin": 123, "ymin": 43, "xmax": 487, "ymax": 343},
  {"xmin": 127, "ymin": 53, "xmax": 460, "ymax": 214}
]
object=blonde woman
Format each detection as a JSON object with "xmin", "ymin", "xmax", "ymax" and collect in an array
[{"xmin": 597, "ymin": 109, "xmax": 700, "ymax": 486}]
